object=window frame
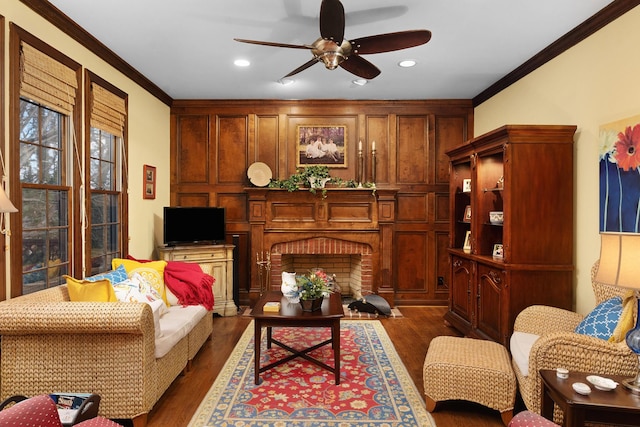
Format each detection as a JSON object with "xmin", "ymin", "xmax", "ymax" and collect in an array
[
  {"xmin": 9, "ymin": 25, "xmax": 83, "ymax": 297},
  {"xmin": 1, "ymin": 15, "xmax": 6, "ymax": 301}
]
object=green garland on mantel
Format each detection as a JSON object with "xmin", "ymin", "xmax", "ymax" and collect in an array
[{"xmin": 267, "ymin": 165, "xmax": 375, "ymax": 197}]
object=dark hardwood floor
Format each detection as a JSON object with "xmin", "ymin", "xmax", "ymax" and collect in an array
[{"xmin": 144, "ymin": 306, "xmax": 516, "ymax": 427}]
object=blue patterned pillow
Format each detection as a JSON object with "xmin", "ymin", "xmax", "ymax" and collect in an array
[
  {"xmin": 575, "ymin": 296, "xmax": 623, "ymax": 340},
  {"xmin": 84, "ymin": 264, "xmax": 128, "ymax": 285}
]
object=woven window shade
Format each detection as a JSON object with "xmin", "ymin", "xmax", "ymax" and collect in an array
[
  {"xmin": 20, "ymin": 42, "xmax": 77, "ymax": 115},
  {"xmin": 91, "ymin": 83, "xmax": 126, "ymax": 138}
]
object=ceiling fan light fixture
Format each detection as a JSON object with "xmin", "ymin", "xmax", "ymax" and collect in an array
[
  {"xmin": 353, "ymin": 79, "xmax": 367, "ymax": 86},
  {"xmin": 398, "ymin": 59, "xmax": 416, "ymax": 68},
  {"xmin": 234, "ymin": 59, "xmax": 251, "ymax": 67},
  {"xmin": 320, "ymin": 51, "xmax": 344, "ymax": 70}
]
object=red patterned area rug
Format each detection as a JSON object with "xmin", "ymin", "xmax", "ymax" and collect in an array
[{"xmin": 188, "ymin": 320, "xmax": 434, "ymax": 426}]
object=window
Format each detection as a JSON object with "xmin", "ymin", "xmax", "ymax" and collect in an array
[
  {"xmin": 11, "ymin": 33, "xmax": 81, "ymax": 297},
  {"xmin": 88, "ymin": 127, "xmax": 121, "ymax": 274},
  {"xmin": 19, "ymin": 99, "xmax": 70, "ymax": 293},
  {"xmin": 86, "ymin": 74, "xmax": 128, "ymax": 275}
]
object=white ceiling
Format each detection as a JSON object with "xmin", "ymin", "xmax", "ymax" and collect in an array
[{"xmin": 47, "ymin": 0, "xmax": 614, "ymax": 100}]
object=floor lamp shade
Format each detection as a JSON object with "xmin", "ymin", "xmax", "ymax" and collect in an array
[
  {"xmin": 0, "ymin": 186, "xmax": 17, "ymax": 213},
  {"xmin": 0, "ymin": 185, "xmax": 17, "ymax": 236},
  {"xmin": 596, "ymin": 234, "xmax": 640, "ymax": 290}
]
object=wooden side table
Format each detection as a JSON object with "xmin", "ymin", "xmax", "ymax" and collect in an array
[{"xmin": 540, "ymin": 369, "xmax": 640, "ymax": 426}]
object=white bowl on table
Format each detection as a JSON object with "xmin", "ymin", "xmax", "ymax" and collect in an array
[{"xmin": 586, "ymin": 375, "xmax": 618, "ymax": 391}]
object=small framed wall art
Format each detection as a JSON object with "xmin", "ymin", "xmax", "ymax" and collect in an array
[
  {"xmin": 463, "ymin": 205, "xmax": 471, "ymax": 222},
  {"xmin": 143, "ymin": 164, "xmax": 156, "ymax": 200},
  {"xmin": 492, "ymin": 243, "xmax": 504, "ymax": 259},
  {"xmin": 463, "ymin": 231, "xmax": 471, "ymax": 253}
]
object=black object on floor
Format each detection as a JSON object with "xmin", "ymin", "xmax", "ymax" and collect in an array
[{"xmin": 347, "ymin": 295, "xmax": 392, "ymax": 316}]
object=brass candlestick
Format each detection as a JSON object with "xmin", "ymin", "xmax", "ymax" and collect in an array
[
  {"xmin": 371, "ymin": 147, "xmax": 377, "ymax": 186},
  {"xmin": 256, "ymin": 251, "xmax": 271, "ymax": 296},
  {"xmin": 357, "ymin": 143, "xmax": 364, "ymax": 188}
]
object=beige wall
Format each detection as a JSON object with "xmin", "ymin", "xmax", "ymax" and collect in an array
[
  {"xmin": 474, "ymin": 6, "xmax": 640, "ymax": 314},
  {"xmin": 2, "ymin": 0, "xmax": 170, "ymax": 288}
]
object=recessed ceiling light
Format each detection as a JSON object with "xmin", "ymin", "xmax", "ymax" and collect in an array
[
  {"xmin": 234, "ymin": 59, "xmax": 250, "ymax": 67},
  {"xmin": 398, "ymin": 59, "xmax": 416, "ymax": 68},
  {"xmin": 352, "ymin": 79, "xmax": 367, "ymax": 86},
  {"xmin": 279, "ymin": 78, "xmax": 295, "ymax": 86}
]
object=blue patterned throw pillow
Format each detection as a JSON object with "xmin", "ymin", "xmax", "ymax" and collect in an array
[
  {"xmin": 84, "ymin": 263, "xmax": 128, "ymax": 285},
  {"xmin": 574, "ymin": 296, "xmax": 623, "ymax": 340}
]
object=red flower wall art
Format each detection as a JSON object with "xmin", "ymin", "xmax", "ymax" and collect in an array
[{"xmin": 600, "ymin": 115, "xmax": 640, "ymax": 233}]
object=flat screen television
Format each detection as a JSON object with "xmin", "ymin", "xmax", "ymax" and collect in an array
[{"xmin": 163, "ymin": 206, "xmax": 226, "ymax": 246}]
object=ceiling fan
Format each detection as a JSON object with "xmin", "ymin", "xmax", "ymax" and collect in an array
[{"xmin": 234, "ymin": 0, "xmax": 431, "ymax": 80}]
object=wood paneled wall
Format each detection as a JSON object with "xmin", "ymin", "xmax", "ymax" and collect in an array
[{"xmin": 170, "ymin": 100, "xmax": 473, "ymax": 306}]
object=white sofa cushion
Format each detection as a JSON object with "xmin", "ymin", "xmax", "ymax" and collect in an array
[
  {"xmin": 510, "ymin": 331, "xmax": 540, "ymax": 377},
  {"xmin": 155, "ymin": 305, "xmax": 208, "ymax": 358}
]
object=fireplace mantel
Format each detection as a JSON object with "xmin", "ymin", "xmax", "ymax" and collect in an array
[{"xmin": 246, "ymin": 187, "xmax": 398, "ymax": 305}]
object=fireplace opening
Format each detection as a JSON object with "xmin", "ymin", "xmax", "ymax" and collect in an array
[
  {"xmin": 281, "ymin": 254, "xmax": 363, "ymax": 300},
  {"xmin": 269, "ymin": 237, "xmax": 373, "ymax": 299}
]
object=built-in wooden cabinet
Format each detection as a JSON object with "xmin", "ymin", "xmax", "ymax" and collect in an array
[
  {"xmin": 445, "ymin": 125, "xmax": 576, "ymax": 345},
  {"xmin": 157, "ymin": 244, "xmax": 237, "ymax": 316}
]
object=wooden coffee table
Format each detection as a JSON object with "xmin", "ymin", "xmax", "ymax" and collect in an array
[
  {"xmin": 251, "ymin": 291, "xmax": 344, "ymax": 385},
  {"xmin": 540, "ymin": 369, "xmax": 640, "ymax": 426}
]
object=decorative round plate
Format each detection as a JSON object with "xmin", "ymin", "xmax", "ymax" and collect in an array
[
  {"xmin": 247, "ymin": 162, "xmax": 272, "ymax": 187},
  {"xmin": 586, "ymin": 375, "xmax": 618, "ymax": 391}
]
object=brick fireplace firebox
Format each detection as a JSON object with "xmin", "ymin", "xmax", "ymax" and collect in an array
[
  {"xmin": 246, "ymin": 187, "xmax": 398, "ymax": 305},
  {"xmin": 270, "ymin": 237, "xmax": 373, "ymax": 297}
]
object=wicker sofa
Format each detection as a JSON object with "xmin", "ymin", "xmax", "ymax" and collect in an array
[{"xmin": 0, "ymin": 284, "xmax": 213, "ymax": 427}]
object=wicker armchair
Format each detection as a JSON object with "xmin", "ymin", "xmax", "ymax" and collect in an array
[{"xmin": 511, "ymin": 260, "xmax": 638, "ymax": 416}]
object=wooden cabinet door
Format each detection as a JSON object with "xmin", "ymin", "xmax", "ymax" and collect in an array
[
  {"xmin": 450, "ymin": 256, "xmax": 474, "ymax": 326},
  {"xmin": 476, "ymin": 263, "xmax": 507, "ymax": 343},
  {"xmin": 199, "ymin": 260, "xmax": 227, "ymax": 312}
]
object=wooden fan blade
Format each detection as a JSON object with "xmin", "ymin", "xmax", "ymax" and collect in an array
[
  {"xmin": 350, "ymin": 30, "xmax": 432, "ymax": 54},
  {"xmin": 339, "ymin": 54, "xmax": 381, "ymax": 80},
  {"xmin": 282, "ymin": 58, "xmax": 321, "ymax": 78},
  {"xmin": 234, "ymin": 38, "xmax": 311, "ymax": 50},
  {"xmin": 320, "ymin": 0, "xmax": 345, "ymax": 44}
]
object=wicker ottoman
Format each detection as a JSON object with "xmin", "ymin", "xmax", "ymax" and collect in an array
[{"xmin": 423, "ymin": 336, "xmax": 516, "ymax": 426}]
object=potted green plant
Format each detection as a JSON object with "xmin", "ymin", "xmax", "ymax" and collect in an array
[{"xmin": 295, "ymin": 269, "xmax": 331, "ymax": 312}]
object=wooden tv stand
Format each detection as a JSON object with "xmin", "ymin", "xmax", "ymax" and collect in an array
[{"xmin": 157, "ymin": 244, "xmax": 236, "ymax": 316}]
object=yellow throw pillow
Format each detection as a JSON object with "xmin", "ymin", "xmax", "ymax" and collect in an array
[
  {"xmin": 609, "ymin": 290, "xmax": 636, "ymax": 343},
  {"xmin": 112, "ymin": 258, "xmax": 169, "ymax": 305},
  {"xmin": 65, "ymin": 276, "xmax": 118, "ymax": 302}
]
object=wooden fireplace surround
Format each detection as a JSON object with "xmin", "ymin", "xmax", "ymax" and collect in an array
[{"xmin": 246, "ymin": 187, "xmax": 398, "ymax": 305}]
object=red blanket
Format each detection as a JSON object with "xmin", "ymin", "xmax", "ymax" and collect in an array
[{"xmin": 163, "ymin": 261, "xmax": 215, "ymax": 311}]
